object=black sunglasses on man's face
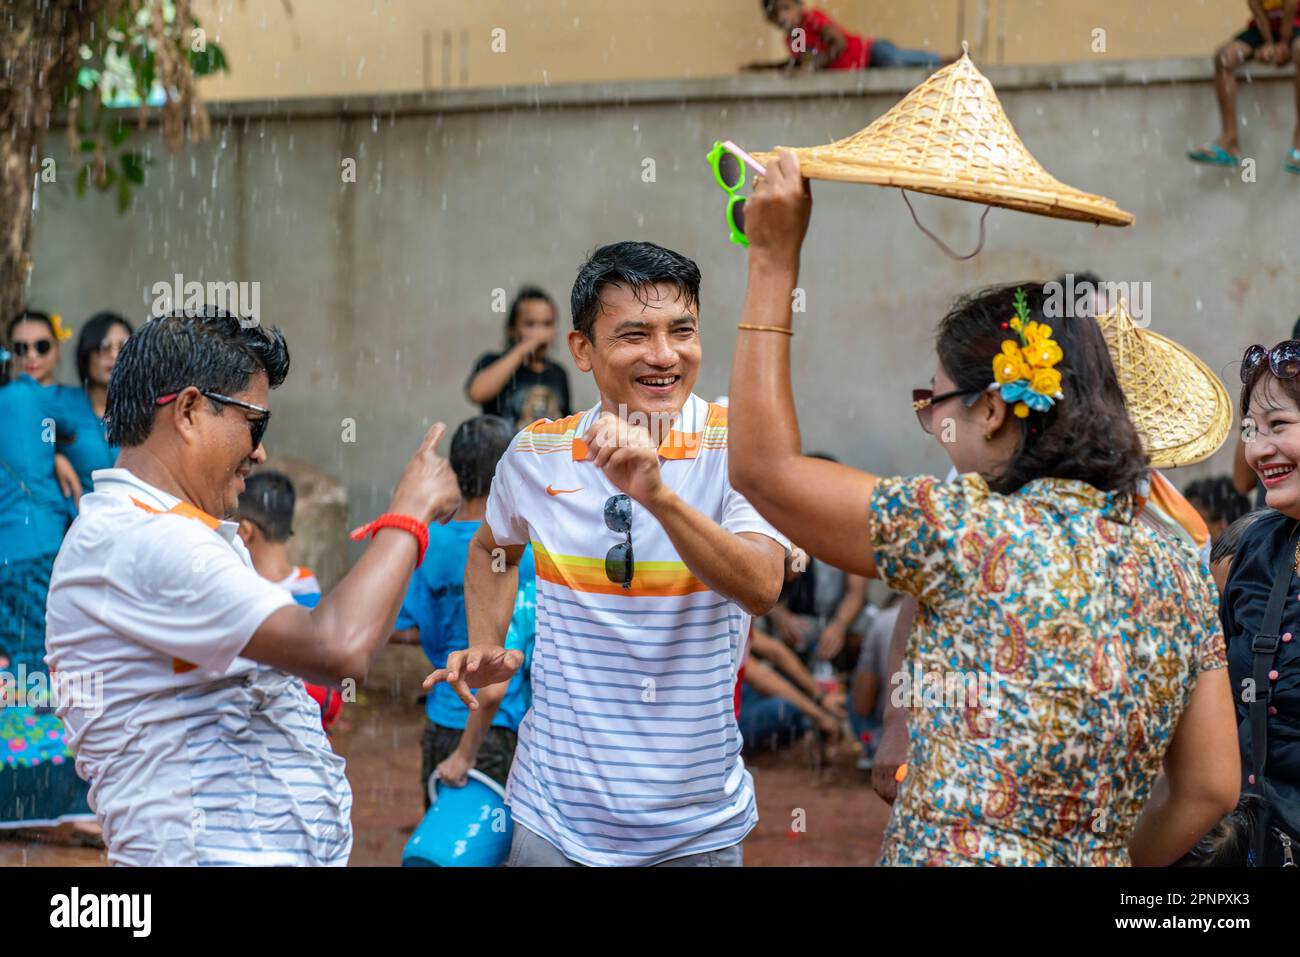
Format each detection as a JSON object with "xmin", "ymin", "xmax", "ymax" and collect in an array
[{"xmin": 156, "ymin": 389, "xmax": 271, "ymax": 450}]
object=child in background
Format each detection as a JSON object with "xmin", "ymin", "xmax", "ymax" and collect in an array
[
  {"xmin": 235, "ymin": 471, "xmax": 341, "ymax": 730},
  {"xmin": 750, "ymin": 0, "xmax": 941, "ymax": 73},
  {"xmin": 1187, "ymin": 0, "xmax": 1300, "ymax": 172},
  {"xmin": 390, "ymin": 415, "xmax": 536, "ymax": 804}
]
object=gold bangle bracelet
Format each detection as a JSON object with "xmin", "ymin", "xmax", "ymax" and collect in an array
[{"xmin": 737, "ymin": 323, "xmax": 794, "ymax": 336}]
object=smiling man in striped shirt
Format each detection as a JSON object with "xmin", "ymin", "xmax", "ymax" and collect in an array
[{"xmin": 429, "ymin": 241, "xmax": 787, "ymax": 866}]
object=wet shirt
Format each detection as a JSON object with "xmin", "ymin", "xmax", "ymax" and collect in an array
[
  {"xmin": 45, "ymin": 468, "xmax": 351, "ymax": 866},
  {"xmin": 467, "ymin": 352, "xmax": 571, "ymax": 431},
  {"xmin": 485, "ymin": 394, "xmax": 786, "ymax": 866},
  {"xmin": 871, "ymin": 473, "xmax": 1225, "ymax": 866}
]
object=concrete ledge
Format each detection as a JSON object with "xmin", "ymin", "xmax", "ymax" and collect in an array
[{"xmin": 196, "ymin": 56, "xmax": 1297, "ymax": 122}]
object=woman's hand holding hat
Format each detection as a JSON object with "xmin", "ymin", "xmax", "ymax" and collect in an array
[{"xmin": 744, "ymin": 148, "xmax": 812, "ymax": 272}]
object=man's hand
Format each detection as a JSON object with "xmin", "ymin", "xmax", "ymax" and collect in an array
[
  {"xmin": 54, "ymin": 453, "xmax": 82, "ymax": 507},
  {"xmin": 388, "ymin": 422, "xmax": 461, "ymax": 526},
  {"xmin": 743, "ymin": 148, "xmax": 812, "ymax": 270},
  {"xmin": 424, "ymin": 646, "xmax": 524, "ymax": 709},
  {"xmin": 435, "ymin": 750, "xmax": 473, "ymax": 788},
  {"xmin": 583, "ymin": 412, "xmax": 666, "ymax": 507},
  {"xmin": 871, "ymin": 717, "xmax": 909, "ymax": 804}
]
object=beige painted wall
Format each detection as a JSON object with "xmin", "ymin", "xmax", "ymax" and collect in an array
[{"xmin": 197, "ymin": 0, "xmax": 1249, "ymax": 100}]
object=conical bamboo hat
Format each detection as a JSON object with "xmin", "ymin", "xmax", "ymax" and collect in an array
[
  {"xmin": 1096, "ymin": 301, "xmax": 1231, "ymax": 469},
  {"xmin": 752, "ymin": 52, "xmax": 1134, "ymax": 227}
]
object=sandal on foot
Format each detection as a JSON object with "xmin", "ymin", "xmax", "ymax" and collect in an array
[
  {"xmin": 1286, "ymin": 148, "xmax": 1300, "ymax": 174},
  {"xmin": 1187, "ymin": 143, "xmax": 1241, "ymax": 166}
]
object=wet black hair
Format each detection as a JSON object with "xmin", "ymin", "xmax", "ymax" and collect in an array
[
  {"xmin": 105, "ymin": 307, "xmax": 289, "ymax": 448},
  {"xmin": 7, "ymin": 309, "xmax": 56, "ymax": 341},
  {"xmin": 450, "ymin": 415, "xmax": 515, "ymax": 499},
  {"xmin": 936, "ymin": 281, "xmax": 1148, "ymax": 497},
  {"xmin": 76, "ymin": 311, "xmax": 134, "ymax": 386},
  {"xmin": 1184, "ymin": 476, "xmax": 1251, "ymax": 530},
  {"xmin": 236, "ymin": 471, "xmax": 296, "ymax": 542},
  {"xmin": 504, "ymin": 286, "xmax": 556, "ymax": 349},
  {"xmin": 570, "ymin": 241, "xmax": 701, "ymax": 341},
  {"xmin": 1210, "ymin": 508, "xmax": 1266, "ymax": 567}
]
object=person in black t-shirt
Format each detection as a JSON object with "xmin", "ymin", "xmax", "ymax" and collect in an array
[{"xmin": 465, "ymin": 286, "xmax": 572, "ymax": 431}]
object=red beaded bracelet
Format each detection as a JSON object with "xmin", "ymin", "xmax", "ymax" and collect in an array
[{"xmin": 349, "ymin": 513, "xmax": 429, "ymax": 567}]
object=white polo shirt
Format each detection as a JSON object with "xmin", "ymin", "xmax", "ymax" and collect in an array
[
  {"xmin": 45, "ymin": 468, "xmax": 352, "ymax": 866},
  {"xmin": 487, "ymin": 393, "xmax": 786, "ymax": 866}
]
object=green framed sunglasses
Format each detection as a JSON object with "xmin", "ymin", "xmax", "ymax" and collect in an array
[{"xmin": 706, "ymin": 139, "xmax": 767, "ymax": 247}]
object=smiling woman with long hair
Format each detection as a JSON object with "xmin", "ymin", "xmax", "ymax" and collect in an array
[{"xmin": 724, "ymin": 152, "xmax": 1241, "ymax": 866}]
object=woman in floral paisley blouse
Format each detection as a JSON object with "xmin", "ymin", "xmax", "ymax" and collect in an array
[{"xmin": 725, "ymin": 151, "xmax": 1241, "ymax": 866}]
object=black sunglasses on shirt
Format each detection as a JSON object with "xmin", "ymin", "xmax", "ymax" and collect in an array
[{"xmin": 604, "ymin": 494, "xmax": 634, "ymax": 589}]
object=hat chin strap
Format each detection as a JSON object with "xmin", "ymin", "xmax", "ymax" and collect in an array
[{"xmin": 900, "ymin": 190, "xmax": 991, "ymax": 261}]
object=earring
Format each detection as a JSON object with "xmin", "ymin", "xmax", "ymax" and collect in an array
[{"xmin": 984, "ymin": 432, "xmax": 993, "ymax": 441}]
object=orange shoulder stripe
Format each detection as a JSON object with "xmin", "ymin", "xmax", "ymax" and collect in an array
[{"xmin": 524, "ymin": 413, "xmax": 584, "ymax": 436}]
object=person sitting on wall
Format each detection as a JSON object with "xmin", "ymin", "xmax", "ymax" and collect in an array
[
  {"xmin": 746, "ymin": 0, "xmax": 942, "ymax": 73},
  {"xmin": 1187, "ymin": 0, "xmax": 1300, "ymax": 173}
]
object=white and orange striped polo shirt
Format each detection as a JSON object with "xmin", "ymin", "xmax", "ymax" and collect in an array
[
  {"xmin": 485, "ymin": 393, "xmax": 786, "ymax": 866},
  {"xmin": 45, "ymin": 468, "xmax": 351, "ymax": 866}
]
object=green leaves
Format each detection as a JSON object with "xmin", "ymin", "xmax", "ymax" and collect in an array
[
  {"xmin": 189, "ymin": 40, "xmax": 228, "ymax": 78},
  {"xmin": 65, "ymin": 2, "xmax": 230, "ymax": 216}
]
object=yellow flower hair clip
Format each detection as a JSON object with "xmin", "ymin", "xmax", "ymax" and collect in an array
[
  {"xmin": 989, "ymin": 288, "xmax": 1064, "ymax": 419},
  {"xmin": 49, "ymin": 313, "xmax": 73, "ymax": 342}
]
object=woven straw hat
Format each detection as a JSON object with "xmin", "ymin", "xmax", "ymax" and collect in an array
[
  {"xmin": 1095, "ymin": 302, "xmax": 1232, "ymax": 469},
  {"xmin": 752, "ymin": 51, "xmax": 1134, "ymax": 227}
]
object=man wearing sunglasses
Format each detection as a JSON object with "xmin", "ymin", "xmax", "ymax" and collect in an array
[
  {"xmin": 46, "ymin": 308, "xmax": 461, "ymax": 865},
  {"xmin": 428, "ymin": 241, "xmax": 788, "ymax": 867}
]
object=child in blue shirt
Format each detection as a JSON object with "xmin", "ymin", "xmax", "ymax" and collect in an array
[{"xmin": 391, "ymin": 415, "xmax": 535, "ymax": 804}]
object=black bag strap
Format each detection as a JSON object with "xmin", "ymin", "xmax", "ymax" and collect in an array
[{"xmin": 1248, "ymin": 520, "xmax": 1300, "ymax": 863}]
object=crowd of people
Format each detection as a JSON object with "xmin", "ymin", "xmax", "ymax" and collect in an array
[{"xmin": 3, "ymin": 141, "xmax": 1300, "ymax": 865}]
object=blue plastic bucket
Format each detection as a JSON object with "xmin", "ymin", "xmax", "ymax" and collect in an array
[{"xmin": 401, "ymin": 768, "xmax": 514, "ymax": 867}]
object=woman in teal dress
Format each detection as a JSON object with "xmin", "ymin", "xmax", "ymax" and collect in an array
[
  {"xmin": 58, "ymin": 312, "xmax": 133, "ymax": 494},
  {"xmin": 1, "ymin": 313, "xmax": 96, "ymax": 839}
]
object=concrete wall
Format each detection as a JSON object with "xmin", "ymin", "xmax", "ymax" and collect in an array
[
  {"xmin": 196, "ymin": 0, "xmax": 1248, "ymax": 99},
  {"xmin": 30, "ymin": 59, "xmax": 1300, "ymax": 550}
]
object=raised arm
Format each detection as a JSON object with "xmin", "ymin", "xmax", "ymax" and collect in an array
[
  {"xmin": 727, "ymin": 149, "xmax": 879, "ymax": 579},
  {"xmin": 465, "ymin": 330, "xmax": 551, "ymax": 405},
  {"xmin": 243, "ymin": 422, "xmax": 460, "ymax": 686}
]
